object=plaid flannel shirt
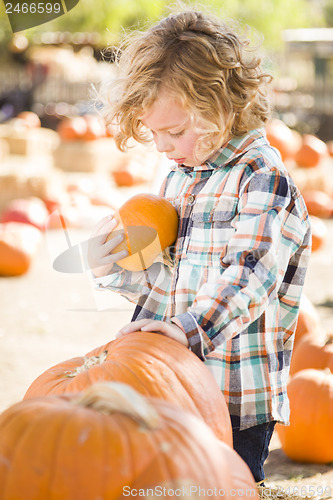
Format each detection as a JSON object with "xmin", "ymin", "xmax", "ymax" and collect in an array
[{"xmin": 95, "ymin": 129, "xmax": 311, "ymax": 430}]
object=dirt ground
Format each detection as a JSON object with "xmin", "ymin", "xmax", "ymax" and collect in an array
[{"xmin": 0, "ymin": 177, "xmax": 332, "ymax": 495}]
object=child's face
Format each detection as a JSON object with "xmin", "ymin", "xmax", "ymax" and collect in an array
[{"xmin": 140, "ymin": 89, "xmax": 216, "ymax": 167}]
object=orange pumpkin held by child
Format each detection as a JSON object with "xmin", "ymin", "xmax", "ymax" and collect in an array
[{"xmin": 108, "ymin": 193, "xmax": 179, "ymax": 271}]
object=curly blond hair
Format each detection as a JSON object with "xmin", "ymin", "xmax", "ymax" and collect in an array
[{"xmin": 102, "ymin": 10, "xmax": 272, "ymax": 153}]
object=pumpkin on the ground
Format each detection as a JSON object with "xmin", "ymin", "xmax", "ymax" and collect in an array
[
  {"xmin": 24, "ymin": 331, "xmax": 232, "ymax": 446},
  {"xmin": 16, "ymin": 111, "xmax": 41, "ymax": 128},
  {"xmin": 294, "ymin": 134, "xmax": 328, "ymax": 168},
  {"xmin": 107, "ymin": 193, "xmax": 179, "ymax": 271},
  {"xmin": 294, "ymin": 294, "xmax": 321, "ymax": 347},
  {"xmin": 276, "ymin": 369, "xmax": 333, "ymax": 464},
  {"xmin": 290, "ymin": 332, "xmax": 333, "ymax": 375},
  {"xmin": 1, "ymin": 197, "xmax": 49, "ymax": 231},
  {"xmin": 57, "ymin": 116, "xmax": 88, "ymax": 141},
  {"xmin": 0, "ymin": 222, "xmax": 42, "ymax": 276},
  {"xmin": 265, "ymin": 119, "xmax": 301, "ymax": 161},
  {"xmin": 0, "ymin": 383, "xmax": 258, "ymax": 500},
  {"xmin": 302, "ymin": 190, "xmax": 333, "ymax": 219},
  {"xmin": 309, "ymin": 215, "xmax": 328, "ymax": 252}
]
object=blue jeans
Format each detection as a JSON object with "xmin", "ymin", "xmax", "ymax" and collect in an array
[{"xmin": 232, "ymin": 421, "xmax": 276, "ymax": 483}]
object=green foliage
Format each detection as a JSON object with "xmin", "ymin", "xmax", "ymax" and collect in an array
[
  {"xmin": 323, "ymin": 0, "xmax": 333, "ymax": 26},
  {"xmin": 0, "ymin": 0, "xmax": 326, "ymax": 51}
]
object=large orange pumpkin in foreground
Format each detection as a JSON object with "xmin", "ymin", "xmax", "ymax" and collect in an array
[
  {"xmin": 24, "ymin": 332, "xmax": 232, "ymax": 446},
  {"xmin": 0, "ymin": 383, "xmax": 258, "ymax": 500},
  {"xmin": 108, "ymin": 193, "xmax": 178, "ymax": 271},
  {"xmin": 276, "ymin": 369, "xmax": 333, "ymax": 464}
]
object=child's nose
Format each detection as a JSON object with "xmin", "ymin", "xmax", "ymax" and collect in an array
[{"xmin": 154, "ymin": 135, "xmax": 173, "ymax": 153}]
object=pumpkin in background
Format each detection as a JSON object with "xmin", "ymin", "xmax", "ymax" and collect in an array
[
  {"xmin": 294, "ymin": 294, "xmax": 321, "ymax": 347},
  {"xmin": 0, "ymin": 222, "xmax": 42, "ymax": 276},
  {"xmin": 276, "ymin": 369, "xmax": 333, "ymax": 464},
  {"xmin": 82, "ymin": 114, "xmax": 106, "ymax": 141},
  {"xmin": 294, "ymin": 134, "xmax": 328, "ymax": 168},
  {"xmin": 57, "ymin": 116, "xmax": 88, "ymax": 141},
  {"xmin": 16, "ymin": 111, "xmax": 41, "ymax": 128},
  {"xmin": 290, "ymin": 332, "xmax": 333, "ymax": 375},
  {"xmin": 309, "ymin": 215, "xmax": 328, "ymax": 252},
  {"xmin": 24, "ymin": 331, "xmax": 232, "ymax": 446},
  {"xmin": 1, "ymin": 197, "xmax": 49, "ymax": 231},
  {"xmin": 265, "ymin": 119, "xmax": 301, "ymax": 161},
  {"xmin": 302, "ymin": 190, "xmax": 333, "ymax": 219},
  {"xmin": 0, "ymin": 383, "xmax": 257, "ymax": 500},
  {"xmin": 107, "ymin": 193, "xmax": 178, "ymax": 271}
]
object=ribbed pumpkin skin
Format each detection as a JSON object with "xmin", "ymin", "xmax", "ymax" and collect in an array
[
  {"xmin": 0, "ymin": 389, "xmax": 257, "ymax": 500},
  {"xmin": 108, "ymin": 193, "xmax": 179, "ymax": 271},
  {"xmin": 24, "ymin": 332, "xmax": 232, "ymax": 446},
  {"xmin": 276, "ymin": 369, "xmax": 333, "ymax": 463}
]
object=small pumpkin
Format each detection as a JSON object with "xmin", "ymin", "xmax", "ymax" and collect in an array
[
  {"xmin": 108, "ymin": 193, "xmax": 179, "ymax": 271},
  {"xmin": 82, "ymin": 114, "xmax": 106, "ymax": 141},
  {"xmin": 1, "ymin": 197, "xmax": 49, "ymax": 231},
  {"xmin": 295, "ymin": 134, "xmax": 328, "ymax": 168},
  {"xmin": 24, "ymin": 331, "xmax": 232, "ymax": 446},
  {"xmin": 57, "ymin": 116, "xmax": 88, "ymax": 141},
  {"xmin": 265, "ymin": 119, "xmax": 301, "ymax": 162},
  {"xmin": 0, "ymin": 383, "xmax": 257, "ymax": 499},
  {"xmin": 309, "ymin": 215, "xmax": 328, "ymax": 252},
  {"xmin": 294, "ymin": 294, "xmax": 321, "ymax": 347},
  {"xmin": 276, "ymin": 369, "xmax": 333, "ymax": 463},
  {"xmin": 16, "ymin": 111, "xmax": 41, "ymax": 128},
  {"xmin": 0, "ymin": 222, "xmax": 42, "ymax": 276},
  {"xmin": 290, "ymin": 332, "xmax": 333, "ymax": 375},
  {"xmin": 302, "ymin": 190, "xmax": 333, "ymax": 218}
]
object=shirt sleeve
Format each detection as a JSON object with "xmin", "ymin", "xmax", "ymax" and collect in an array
[
  {"xmin": 93, "ymin": 246, "xmax": 175, "ymax": 303},
  {"xmin": 171, "ymin": 167, "xmax": 310, "ymax": 360}
]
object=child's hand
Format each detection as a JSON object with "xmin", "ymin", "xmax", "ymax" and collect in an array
[
  {"xmin": 88, "ymin": 214, "xmax": 128, "ymax": 278},
  {"xmin": 117, "ymin": 319, "xmax": 189, "ymax": 348}
]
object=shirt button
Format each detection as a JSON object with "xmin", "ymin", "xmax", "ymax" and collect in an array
[{"xmin": 187, "ymin": 194, "xmax": 195, "ymax": 204}]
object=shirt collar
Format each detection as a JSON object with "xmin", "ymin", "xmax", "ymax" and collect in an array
[{"xmin": 170, "ymin": 128, "xmax": 267, "ymax": 173}]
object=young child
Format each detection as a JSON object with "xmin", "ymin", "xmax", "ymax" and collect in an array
[{"xmin": 88, "ymin": 10, "xmax": 311, "ymax": 483}]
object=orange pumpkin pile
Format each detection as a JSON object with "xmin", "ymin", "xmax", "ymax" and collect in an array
[
  {"xmin": 0, "ymin": 330, "xmax": 265, "ymax": 497},
  {"xmin": 0, "ymin": 382, "xmax": 258, "ymax": 499},
  {"xmin": 265, "ymin": 120, "xmax": 333, "ymax": 221},
  {"xmin": 24, "ymin": 331, "xmax": 232, "ymax": 446},
  {"xmin": 276, "ymin": 293, "xmax": 333, "ymax": 464},
  {"xmin": 107, "ymin": 193, "xmax": 179, "ymax": 271},
  {"xmin": 57, "ymin": 114, "xmax": 107, "ymax": 142}
]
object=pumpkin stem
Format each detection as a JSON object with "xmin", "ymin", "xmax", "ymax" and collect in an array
[
  {"xmin": 73, "ymin": 382, "xmax": 159, "ymax": 430},
  {"xmin": 64, "ymin": 350, "xmax": 108, "ymax": 378}
]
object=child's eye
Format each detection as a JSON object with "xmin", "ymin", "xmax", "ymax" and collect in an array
[{"xmin": 169, "ymin": 130, "xmax": 184, "ymax": 138}]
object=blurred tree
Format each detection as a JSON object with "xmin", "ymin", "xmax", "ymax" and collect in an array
[
  {"xmin": 0, "ymin": 0, "xmax": 326, "ymax": 52},
  {"xmin": 323, "ymin": 0, "xmax": 333, "ymax": 25}
]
